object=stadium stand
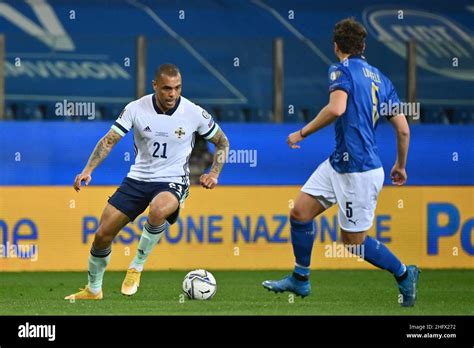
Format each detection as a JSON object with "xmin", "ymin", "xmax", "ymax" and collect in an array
[{"xmin": 1, "ymin": 0, "xmax": 473, "ymax": 123}]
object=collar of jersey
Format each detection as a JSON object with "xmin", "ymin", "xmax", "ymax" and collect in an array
[
  {"xmin": 348, "ymin": 54, "xmax": 366, "ymax": 61},
  {"xmin": 152, "ymin": 94, "xmax": 181, "ymax": 116}
]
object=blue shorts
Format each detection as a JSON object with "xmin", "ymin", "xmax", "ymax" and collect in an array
[{"xmin": 108, "ymin": 177, "xmax": 188, "ymax": 224}]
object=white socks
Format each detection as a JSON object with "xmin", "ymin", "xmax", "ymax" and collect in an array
[
  {"xmin": 129, "ymin": 221, "xmax": 166, "ymax": 272},
  {"xmin": 87, "ymin": 245, "xmax": 111, "ymax": 294}
]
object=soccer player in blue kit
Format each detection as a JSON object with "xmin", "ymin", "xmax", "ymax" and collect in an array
[{"xmin": 263, "ymin": 18, "xmax": 420, "ymax": 307}]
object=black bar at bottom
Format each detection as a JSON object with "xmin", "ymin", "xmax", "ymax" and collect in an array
[{"xmin": 0, "ymin": 315, "xmax": 472, "ymax": 346}]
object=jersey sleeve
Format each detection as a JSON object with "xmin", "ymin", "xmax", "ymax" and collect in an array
[
  {"xmin": 111, "ymin": 104, "xmax": 134, "ymax": 137},
  {"xmin": 328, "ymin": 64, "xmax": 352, "ymax": 95},
  {"xmin": 196, "ymin": 108, "xmax": 220, "ymax": 140}
]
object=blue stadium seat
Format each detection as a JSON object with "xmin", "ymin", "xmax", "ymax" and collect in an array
[
  {"xmin": 452, "ymin": 108, "xmax": 474, "ymax": 124},
  {"xmin": 199, "ymin": 104, "xmax": 212, "ymax": 115},
  {"xmin": 100, "ymin": 103, "xmax": 123, "ymax": 121},
  {"xmin": 45, "ymin": 102, "xmax": 92, "ymax": 121},
  {"xmin": 91, "ymin": 105, "xmax": 105, "ymax": 121},
  {"xmin": 248, "ymin": 109, "xmax": 272, "ymax": 122},
  {"xmin": 5, "ymin": 103, "xmax": 17, "ymax": 120},
  {"xmin": 420, "ymin": 107, "xmax": 449, "ymax": 124},
  {"xmin": 284, "ymin": 107, "xmax": 307, "ymax": 123},
  {"xmin": 209, "ymin": 106, "xmax": 223, "ymax": 121},
  {"xmin": 16, "ymin": 103, "xmax": 44, "ymax": 120},
  {"xmin": 43, "ymin": 102, "xmax": 62, "ymax": 121},
  {"xmin": 108, "ymin": 104, "xmax": 125, "ymax": 121},
  {"xmin": 220, "ymin": 107, "xmax": 246, "ymax": 122}
]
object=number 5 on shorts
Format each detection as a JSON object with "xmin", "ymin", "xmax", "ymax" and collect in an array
[{"xmin": 346, "ymin": 201, "xmax": 353, "ymax": 218}]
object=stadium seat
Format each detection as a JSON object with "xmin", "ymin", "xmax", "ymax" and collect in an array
[
  {"xmin": 4, "ymin": 103, "xmax": 17, "ymax": 120},
  {"xmin": 43, "ymin": 102, "xmax": 62, "ymax": 121},
  {"xmin": 284, "ymin": 107, "xmax": 307, "ymax": 123},
  {"xmin": 220, "ymin": 107, "xmax": 246, "ymax": 122},
  {"xmin": 248, "ymin": 109, "xmax": 273, "ymax": 122},
  {"xmin": 452, "ymin": 108, "xmax": 474, "ymax": 124},
  {"xmin": 420, "ymin": 107, "xmax": 449, "ymax": 124},
  {"xmin": 199, "ymin": 104, "xmax": 213, "ymax": 115},
  {"xmin": 16, "ymin": 103, "xmax": 44, "ymax": 120},
  {"xmin": 108, "ymin": 104, "xmax": 125, "ymax": 121},
  {"xmin": 210, "ymin": 106, "xmax": 223, "ymax": 121},
  {"xmin": 92, "ymin": 106, "xmax": 105, "ymax": 121}
]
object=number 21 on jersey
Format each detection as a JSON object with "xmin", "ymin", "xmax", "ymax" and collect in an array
[{"xmin": 152, "ymin": 142, "xmax": 168, "ymax": 158}]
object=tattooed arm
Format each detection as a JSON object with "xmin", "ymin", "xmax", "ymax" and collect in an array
[
  {"xmin": 200, "ymin": 128, "xmax": 230, "ymax": 189},
  {"xmin": 73, "ymin": 129, "xmax": 122, "ymax": 192}
]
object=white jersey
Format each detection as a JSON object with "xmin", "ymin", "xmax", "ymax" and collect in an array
[{"xmin": 111, "ymin": 94, "xmax": 219, "ymax": 184}]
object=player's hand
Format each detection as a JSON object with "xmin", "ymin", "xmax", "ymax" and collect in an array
[
  {"xmin": 200, "ymin": 173, "xmax": 218, "ymax": 190},
  {"xmin": 74, "ymin": 172, "xmax": 92, "ymax": 192},
  {"xmin": 390, "ymin": 165, "xmax": 407, "ymax": 186},
  {"xmin": 287, "ymin": 130, "xmax": 304, "ymax": 149}
]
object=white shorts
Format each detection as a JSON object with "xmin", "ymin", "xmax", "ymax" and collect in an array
[{"xmin": 301, "ymin": 159, "xmax": 384, "ymax": 232}]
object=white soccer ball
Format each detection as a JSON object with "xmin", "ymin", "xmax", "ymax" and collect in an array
[{"xmin": 182, "ymin": 269, "xmax": 217, "ymax": 300}]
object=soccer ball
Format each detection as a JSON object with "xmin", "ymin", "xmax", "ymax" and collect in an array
[{"xmin": 182, "ymin": 269, "xmax": 217, "ymax": 300}]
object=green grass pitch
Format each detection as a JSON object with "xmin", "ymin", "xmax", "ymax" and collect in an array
[{"xmin": 0, "ymin": 270, "xmax": 472, "ymax": 315}]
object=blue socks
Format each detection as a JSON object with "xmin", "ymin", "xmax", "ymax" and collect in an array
[
  {"xmin": 290, "ymin": 217, "xmax": 406, "ymax": 280},
  {"xmin": 358, "ymin": 236, "xmax": 406, "ymax": 277},
  {"xmin": 290, "ymin": 218, "xmax": 316, "ymax": 279}
]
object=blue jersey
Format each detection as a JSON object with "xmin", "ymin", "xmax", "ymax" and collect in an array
[{"xmin": 327, "ymin": 55, "xmax": 400, "ymax": 173}]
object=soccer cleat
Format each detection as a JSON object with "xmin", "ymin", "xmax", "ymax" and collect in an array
[
  {"xmin": 262, "ymin": 275, "xmax": 311, "ymax": 298},
  {"xmin": 397, "ymin": 265, "xmax": 421, "ymax": 307},
  {"xmin": 64, "ymin": 286, "xmax": 103, "ymax": 300},
  {"xmin": 121, "ymin": 268, "xmax": 141, "ymax": 296}
]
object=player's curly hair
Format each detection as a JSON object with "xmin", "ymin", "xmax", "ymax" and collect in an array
[{"xmin": 333, "ymin": 18, "xmax": 367, "ymax": 55}]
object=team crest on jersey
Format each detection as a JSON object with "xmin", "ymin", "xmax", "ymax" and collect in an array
[
  {"xmin": 202, "ymin": 110, "xmax": 211, "ymax": 119},
  {"xmin": 175, "ymin": 127, "xmax": 186, "ymax": 139}
]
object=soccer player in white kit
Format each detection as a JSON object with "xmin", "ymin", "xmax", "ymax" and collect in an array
[{"xmin": 65, "ymin": 64, "xmax": 229, "ymax": 300}]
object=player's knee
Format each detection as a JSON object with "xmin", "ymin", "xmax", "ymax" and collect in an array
[
  {"xmin": 94, "ymin": 226, "xmax": 114, "ymax": 247},
  {"xmin": 341, "ymin": 230, "xmax": 366, "ymax": 246},
  {"xmin": 290, "ymin": 207, "xmax": 309, "ymax": 222},
  {"xmin": 148, "ymin": 203, "xmax": 168, "ymax": 224}
]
